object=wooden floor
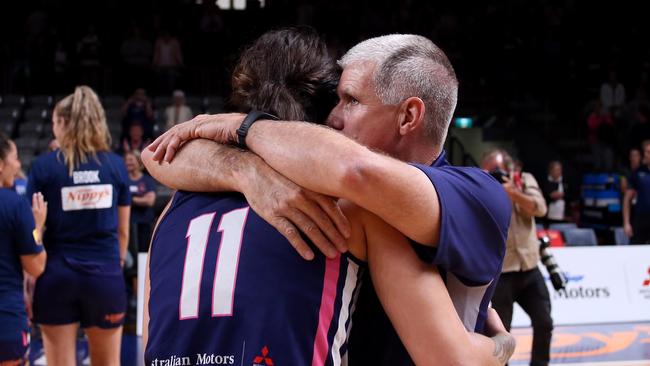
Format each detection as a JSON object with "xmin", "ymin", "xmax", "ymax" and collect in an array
[
  {"xmin": 27, "ymin": 322, "xmax": 650, "ymax": 365},
  {"xmin": 510, "ymin": 322, "xmax": 650, "ymax": 365}
]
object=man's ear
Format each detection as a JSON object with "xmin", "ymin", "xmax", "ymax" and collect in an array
[{"xmin": 397, "ymin": 97, "xmax": 426, "ymax": 136}]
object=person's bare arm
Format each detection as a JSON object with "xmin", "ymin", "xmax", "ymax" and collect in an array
[
  {"xmin": 142, "ymin": 139, "xmax": 350, "ymax": 260},
  {"xmin": 623, "ymin": 188, "xmax": 636, "ymax": 237},
  {"xmin": 133, "ymin": 192, "xmax": 156, "ymax": 207},
  {"xmin": 22, "ymin": 192, "xmax": 48, "ymax": 278},
  {"xmin": 20, "ymin": 252, "xmax": 47, "ymax": 278},
  {"xmin": 245, "ymin": 122, "xmax": 441, "ymax": 245},
  {"xmin": 118, "ymin": 205, "xmax": 130, "ymax": 267},
  {"xmin": 143, "ymin": 139, "xmax": 247, "ymax": 192},
  {"xmin": 149, "ymin": 115, "xmax": 441, "ymax": 246},
  {"xmin": 362, "ymin": 210, "xmax": 514, "ymax": 365}
]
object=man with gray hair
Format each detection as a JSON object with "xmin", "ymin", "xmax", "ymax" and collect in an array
[{"xmin": 144, "ymin": 33, "xmax": 512, "ymax": 365}]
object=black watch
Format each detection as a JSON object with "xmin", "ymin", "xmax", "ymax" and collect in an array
[{"xmin": 236, "ymin": 110, "xmax": 279, "ymax": 149}]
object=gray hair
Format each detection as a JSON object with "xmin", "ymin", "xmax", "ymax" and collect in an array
[{"xmin": 339, "ymin": 34, "xmax": 458, "ymax": 146}]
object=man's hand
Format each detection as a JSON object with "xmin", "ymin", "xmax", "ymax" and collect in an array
[
  {"xmin": 32, "ymin": 192, "xmax": 47, "ymax": 233},
  {"xmin": 624, "ymin": 222, "xmax": 634, "ymax": 238},
  {"xmin": 501, "ymin": 176, "xmax": 518, "ymax": 198},
  {"xmin": 241, "ymin": 162, "xmax": 350, "ymax": 260},
  {"xmin": 145, "ymin": 132, "xmax": 352, "ymax": 261},
  {"xmin": 485, "ymin": 308, "xmax": 516, "ymax": 365},
  {"xmin": 148, "ymin": 113, "xmax": 245, "ymax": 162},
  {"xmin": 485, "ymin": 307, "xmax": 508, "ymax": 337}
]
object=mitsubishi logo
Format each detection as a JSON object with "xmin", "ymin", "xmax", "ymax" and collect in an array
[{"xmin": 253, "ymin": 346, "xmax": 274, "ymax": 366}]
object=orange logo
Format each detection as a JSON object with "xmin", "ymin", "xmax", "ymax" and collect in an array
[{"xmin": 104, "ymin": 312, "xmax": 125, "ymax": 324}]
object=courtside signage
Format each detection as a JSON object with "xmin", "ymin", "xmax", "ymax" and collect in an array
[{"xmin": 512, "ymin": 245, "xmax": 650, "ymax": 326}]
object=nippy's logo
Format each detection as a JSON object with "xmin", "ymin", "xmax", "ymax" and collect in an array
[
  {"xmin": 643, "ymin": 267, "xmax": 650, "ymax": 287},
  {"xmin": 61, "ymin": 184, "xmax": 113, "ymax": 211},
  {"xmin": 252, "ymin": 346, "xmax": 274, "ymax": 366}
]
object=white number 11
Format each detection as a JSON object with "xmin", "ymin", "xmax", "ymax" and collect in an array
[{"xmin": 179, "ymin": 207, "xmax": 249, "ymax": 319}]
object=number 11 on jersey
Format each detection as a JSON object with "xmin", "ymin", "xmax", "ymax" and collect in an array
[{"xmin": 179, "ymin": 207, "xmax": 250, "ymax": 320}]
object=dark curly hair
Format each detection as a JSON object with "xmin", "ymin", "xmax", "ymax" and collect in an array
[{"xmin": 230, "ymin": 27, "xmax": 340, "ymax": 123}]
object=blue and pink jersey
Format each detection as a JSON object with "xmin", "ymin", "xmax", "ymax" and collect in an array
[{"xmin": 146, "ymin": 191, "xmax": 364, "ymax": 366}]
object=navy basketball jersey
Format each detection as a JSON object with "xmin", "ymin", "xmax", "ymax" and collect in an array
[
  {"xmin": 27, "ymin": 150, "xmax": 131, "ymax": 265},
  {"xmin": 348, "ymin": 150, "xmax": 511, "ymax": 366},
  {"xmin": 146, "ymin": 191, "xmax": 363, "ymax": 366},
  {"xmin": 0, "ymin": 188, "xmax": 43, "ymax": 335}
]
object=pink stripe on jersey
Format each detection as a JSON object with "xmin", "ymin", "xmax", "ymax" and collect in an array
[{"xmin": 311, "ymin": 256, "xmax": 341, "ymax": 366}]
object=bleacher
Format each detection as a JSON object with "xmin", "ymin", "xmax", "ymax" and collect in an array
[{"xmin": 0, "ymin": 93, "xmax": 228, "ymax": 171}]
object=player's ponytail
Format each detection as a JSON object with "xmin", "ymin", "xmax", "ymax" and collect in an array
[
  {"xmin": 54, "ymin": 85, "xmax": 111, "ymax": 175},
  {"xmin": 254, "ymin": 82, "xmax": 305, "ymax": 121}
]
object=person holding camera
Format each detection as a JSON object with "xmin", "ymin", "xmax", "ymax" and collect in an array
[{"xmin": 482, "ymin": 148, "xmax": 553, "ymax": 366}]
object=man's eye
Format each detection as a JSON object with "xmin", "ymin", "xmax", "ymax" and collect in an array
[{"xmin": 348, "ymin": 98, "xmax": 359, "ymax": 105}]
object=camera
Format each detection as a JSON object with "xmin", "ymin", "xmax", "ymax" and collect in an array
[
  {"xmin": 489, "ymin": 169, "xmax": 508, "ymax": 183},
  {"xmin": 539, "ymin": 236, "xmax": 567, "ymax": 291}
]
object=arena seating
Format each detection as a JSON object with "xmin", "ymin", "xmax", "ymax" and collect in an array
[{"xmin": 563, "ymin": 228, "xmax": 598, "ymax": 246}]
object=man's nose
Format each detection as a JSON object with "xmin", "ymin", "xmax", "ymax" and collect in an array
[{"xmin": 326, "ymin": 108, "xmax": 344, "ymax": 130}]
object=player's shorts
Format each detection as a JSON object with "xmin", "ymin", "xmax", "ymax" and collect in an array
[
  {"xmin": 33, "ymin": 254, "xmax": 126, "ymax": 329},
  {"xmin": 0, "ymin": 330, "xmax": 29, "ymax": 363}
]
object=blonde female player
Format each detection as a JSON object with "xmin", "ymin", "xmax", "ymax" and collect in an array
[{"xmin": 27, "ymin": 86, "xmax": 131, "ymax": 366}]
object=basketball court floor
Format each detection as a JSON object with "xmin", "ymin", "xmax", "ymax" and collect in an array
[
  {"xmin": 510, "ymin": 322, "xmax": 650, "ymax": 365},
  {"xmin": 25, "ymin": 322, "xmax": 650, "ymax": 365}
]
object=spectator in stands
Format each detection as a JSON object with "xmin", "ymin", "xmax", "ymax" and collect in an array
[
  {"xmin": 625, "ymin": 104, "xmax": 650, "ymax": 155},
  {"xmin": 482, "ymin": 148, "xmax": 553, "ymax": 366},
  {"xmin": 542, "ymin": 160, "xmax": 569, "ymax": 224},
  {"xmin": 621, "ymin": 148, "xmax": 642, "ymax": 190},
  {"xmin": 587, "ymin": 100, "xmax": 615, "ymax": 172},
  {"xmin": 600, "ymin": 70, "xmax": 625, "ymax": 118},
  {"xmin": 121, "ymin": 88, "xmax": 154, "ymax": 139},
  {"xmin": 152, "ymin": 30, "xmax": 183, "ymax": 94},
  {"xmin": 120, "ymin": 26, "xmax": 153, "ymax": 94},
  {"xmin": 625, "ymin": 86, "xmax": 649, "ymax": 125},
  {"xmin": 53, "ymin": 41, "xmax": 70, "ymax": 93},
  {"xmin": 123, "ymin": 148, "xmax": 156, "ymax": 326},
  {"xmin": 621, "ymin": 148, "xmax": 642, "ymax": 225},
  {"xmin": 164, "ymin": 89, "xmax": 193, "ymax": 130},
  {"xmin": 120, "ymin": 121, "xmax": 150, "ymax": 156},
  {"xmin": 124, "ymin": 150, "xmax": 156, "ymax": 253},
  {"xmin": 623, "ymin": 140, "xmax": 650, "ymax": 244},
  {"xmin": 77, "ymin": 25, "xmax": 102, "ymax": 88}
]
